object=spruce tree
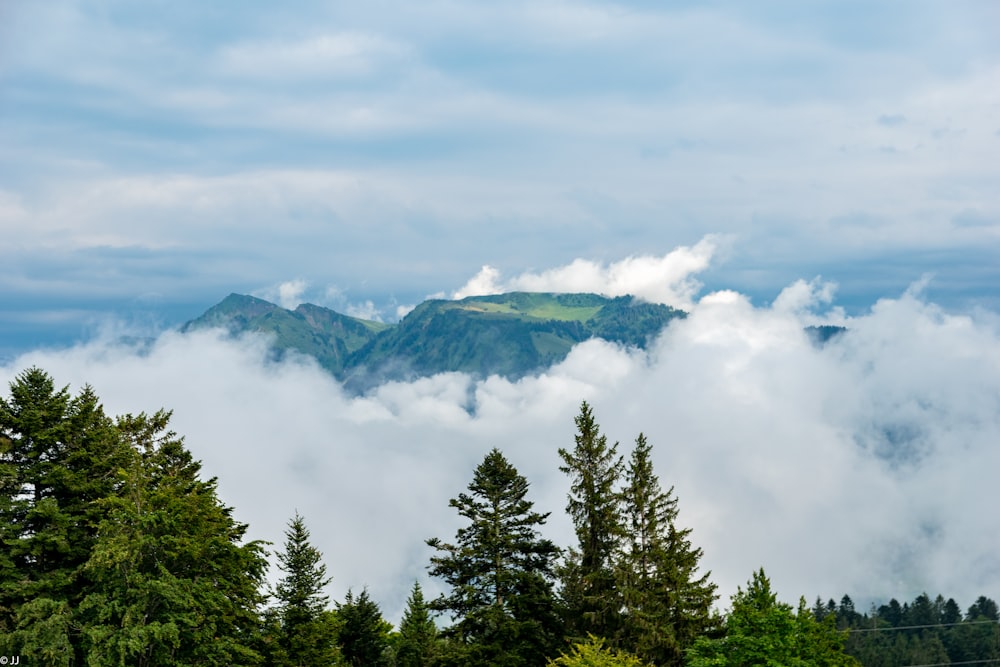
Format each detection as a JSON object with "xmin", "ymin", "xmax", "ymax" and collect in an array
[
  {"xmin": 0, "ymin": 368, "xmax": 128, "ymax": 661},
  {"xmin": 558, "ymin": 401, "xmax": 624, "ymax": 642},
  {"xmin": 427, "ymin": 447, "xmax": 562, "ymax": 666},
  {"xmin": 338, "ymin": 588, "xmax": 391, "ymax": 667},
  {"xmin": 77, "ymin": 410, "xmax": 268, "ymax": 666},
  {"xmin": 616, "ymin": 433, "xmax": 717, "ymax": 666},
  {"xmin": 396, "ymin": 581, "xmax": 438, "ymax": 667},
  {"xmin": 270, "ymin": 511, "xmax": 340, "ymax": 666}
]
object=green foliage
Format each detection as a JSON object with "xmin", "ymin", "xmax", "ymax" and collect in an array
[
  {"xmin": 427, "ymin": 448, "xmax": 562, "ymax": 666},
  {"xmin": 617, "ymin": 434, "xmax": 717, "ymax": 666},
  {"xmin": 687, "ymin": 569, "xmax": 858, "ymax": 667},
  {"xmin": 338, "ymin": 588, "xmax": 391, "ymax": 667},
  {"xmin": 395, "ymin": 581, "xmax": 438, "ymax": 667},
  {"xmin": 268, "ymin": 512, "xmax": 340, "ymax": 666},
  {"xmin": 548, "ymin": 634, "xmax": 650, "ymax": 667},
  {"xmin": 184, "ymin": 292, "xmax": 683, "ymax": 385},
  {"xmin": 559, "ymin": 402, "xmax": 625, "ymax": 641},
  {"xmin": 78, "ymin": 411, "xmax": 268, "ymax": 666}
]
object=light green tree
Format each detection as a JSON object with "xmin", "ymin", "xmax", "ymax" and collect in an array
[
  {"xmin": 687, "ymin": 568, "xmax": 859, "ymax": 667},
  {"xmin": 548, "ymin": 634, "xmax": 650, "ymax": 667}
]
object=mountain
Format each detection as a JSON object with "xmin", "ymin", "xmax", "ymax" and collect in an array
[{"xmin": 182, "ymin": 292, "xmax": 684, "ymax": 388}]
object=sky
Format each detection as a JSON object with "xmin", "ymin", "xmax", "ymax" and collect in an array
[{"xmin": 1, "ymin": 0, "xmax": 1000, "ymax": 624}]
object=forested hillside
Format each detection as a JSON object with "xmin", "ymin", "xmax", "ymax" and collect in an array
[{"xmin": 1, "ymin": 368, "xmax": 995, "ymax": 665}]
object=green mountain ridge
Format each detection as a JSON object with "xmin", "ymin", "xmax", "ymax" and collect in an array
[{"xmin": 182, "ymin": 292, "xmax": 684, "ymax": 389}]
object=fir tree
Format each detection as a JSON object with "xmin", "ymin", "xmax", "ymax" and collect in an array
[
  {"xmin": 427, "ymin": 447, "xmax": 562, "ymax": 666},
  {"xmin": 270, "ymin": 511, "xmax": 340, "ymax": 666},
  {"xmin": 396, "ymin": 581, "xmax": 438, "ymax": 667},
  {"xmin": 558, "ymin": 401, "xmax": 624, "ymax": 642},
  {"xmin": 616, "ymin": 433, "xmax": 717, "ymax": 666},
  {"xmin": 77, "ymin": 410, "xmax": 268, "ymax": 666},
  {"xmin": 338, "ymin": 588, "xmax": 391, "ymax": 667},
  {"xmin": 0, "ymin": 368, "xmax": 128, "ymax": 661}
]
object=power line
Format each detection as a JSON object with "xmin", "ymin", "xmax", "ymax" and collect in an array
[
  {"xmin": 850, "ymin": 619, "xmax": 1000, "ymax": 633},
  {"xmin": 902, "ymin": 660, "xmax": 1000, "ymax": 667}
]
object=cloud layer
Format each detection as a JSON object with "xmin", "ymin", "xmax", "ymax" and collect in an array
[
  {"xmin": 5, "ymin": 275, "xmax": 999, "ymax": 623},
  {"xmin": 452, "ymin": 237, "xmax": 720, "ymax": 309}
]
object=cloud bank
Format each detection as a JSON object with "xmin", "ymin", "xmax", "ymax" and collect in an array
[
  {"xmin": 452, "ymin": 237, "xmax": 721, "ymax": 309},
  {"xmin": 4, "ymin": 272, "xmax": 999, "ymax": 624}
]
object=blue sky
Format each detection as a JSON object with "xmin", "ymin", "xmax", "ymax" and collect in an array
[
  {"xmin": 2, "ymin": 0, "xmax": 999, "ymax": 357},
  {"xmin": 3, "ymin": 1, "xmax": 1000, "ymax": 621}
]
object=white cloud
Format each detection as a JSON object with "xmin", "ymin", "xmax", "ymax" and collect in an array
[
  {"xmin": 5, "ymin": 279, "xmax": 1000, "ymax": 622},
  {"xmin": 453, "ymin": 237, "xmax": 721, "ymax": 309}
]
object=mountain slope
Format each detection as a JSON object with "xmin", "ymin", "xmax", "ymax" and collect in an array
[
  {"xmin": 182, "ymin": 292, "xmax": 684, "ymax": 386},
  {"xmin": 182, "ymin": 293, "xmax": 389, "ymax": 374}
]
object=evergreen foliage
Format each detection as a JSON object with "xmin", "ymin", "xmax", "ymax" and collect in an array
[
  {"xmin": 337, "ymin": 588, "xmax": 391, "ymax": 666},
  {"xmin": 427, "ymin": 447, "xmax": 562, "ymax": 666},
  {"xmin": 558, "ymin": 402, "xmax": 625, "ymax": 641},
  {"xmin": 616, "ymin": 434, "xmax": 717, "ymax": 666},
  {"xmin": 78, "ymin": 411, "xmax": 268, "ymax": 666},
  {"xmin": 268, "ymin": 511, "xmax": 340, "ymax": 666},
  {"xmin": 395, "ymin": 581, "xmax": 438, "ymax": 667},
  {"xmin": 832, "ymin": 591, "xmax": 1000, "ymax": 667}
]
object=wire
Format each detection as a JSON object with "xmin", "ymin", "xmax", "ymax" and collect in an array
[
  {"xmin": 902, "ymin": 660, "xmax": 1000, "ymax": 667},
  {"xmin": 849, "ymin": 619, "xmax": 1000, "ymax": 633}
]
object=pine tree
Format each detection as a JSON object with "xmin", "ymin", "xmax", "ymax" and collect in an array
[
  {"xmin": 558, "ymin": 401, "xmax": 624, "ymax": 642},
  {"xmin": 616, "ymin": 433, "xmax": 717, "ymax": 666},
  {"xmin": 396, "ymin": 581, "xmax": 438, "ymax": 667},
  {"xmin": 269, "ymin": 511, "xmax": 340, "ymax": 666},
  {"xmin": 427, "ymin": 447, "xmax": 562, "ymax": 666},
  {"xmin": 338, "ymin": 588, "xmax": 391, "ymax": 667}
]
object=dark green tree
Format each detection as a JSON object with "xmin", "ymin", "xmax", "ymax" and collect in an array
[
  {"xmin": 268, "ymin": 511, "xmax": 340, "ymax": 666},
  {"xmin": 0, "ymin": 368, "xmax": 128, "ymax": 662},
  {"xmin": 558, "ymin": 401, "xmax": 624, "ymax": 642},
  {"xmin": 77, "ymin": 411, "xmax": 268, "ymax": 666},
  {"xmin": 395, "ymin": 581, "xmax": 438, "ymax": 667},
  {"xmin": 427, "ymin": 447, "xmax": 562, "ymax": 666},
  {"xmin": 616, "ymin": 433, "xmax": 717, "ymax": 666},
  {"xmin": 338, "ymin": 587, "xmax": 391, "ymax": 666}
]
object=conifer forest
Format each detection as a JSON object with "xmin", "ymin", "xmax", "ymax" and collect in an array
[{"xmin": 1, "ymin": 368, "xmax": 997, "ymax": 666}]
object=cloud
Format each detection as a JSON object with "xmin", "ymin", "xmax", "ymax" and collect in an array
[
  {"xmin": 5, "ymin": 277, "xmax": 1000, "ymax": 623},
  {"xmin": 452, "ymin": 237, "xmax": 721, "ymax": 309}
]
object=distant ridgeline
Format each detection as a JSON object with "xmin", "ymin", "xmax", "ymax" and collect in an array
[{"xmin": 182, "ymin": 292, "xmax": 685, "ymax": 389}]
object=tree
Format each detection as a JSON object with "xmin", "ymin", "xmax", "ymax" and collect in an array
[
  {"xmin": 338, "ymin": 588, "xmax": 391, "ymax": 667},
  {"xmin": 427, "ymin": 447, "xmax": 562, "ymax": 666},
  {"xmin": 687, "ymin": 568, "xmax": 859, "ymax": 667},
  {"xmin": 0, "ymin": 368, "xmax": 128, "ymax": 662},
  {"xmin": 548, "ymin": 634, "xmax": 649, "ymax": 667},
  {"xmin": 77, "ymin": 411, "xmax": 268, "ymax": 666},
  {"xmin": 558, "ymin": 402, "xmax": 624, "ymax": 641},
  {"xmin": 616, "ymin": 433, "xmax": 717, "ymax": 666},
  {"xmin": 269, "ymin": 512, "xmax": 340, "ymax": 666},
  {"xmin": 395, "ymin": 581, "xmax": 438, "ymax": 667}
]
